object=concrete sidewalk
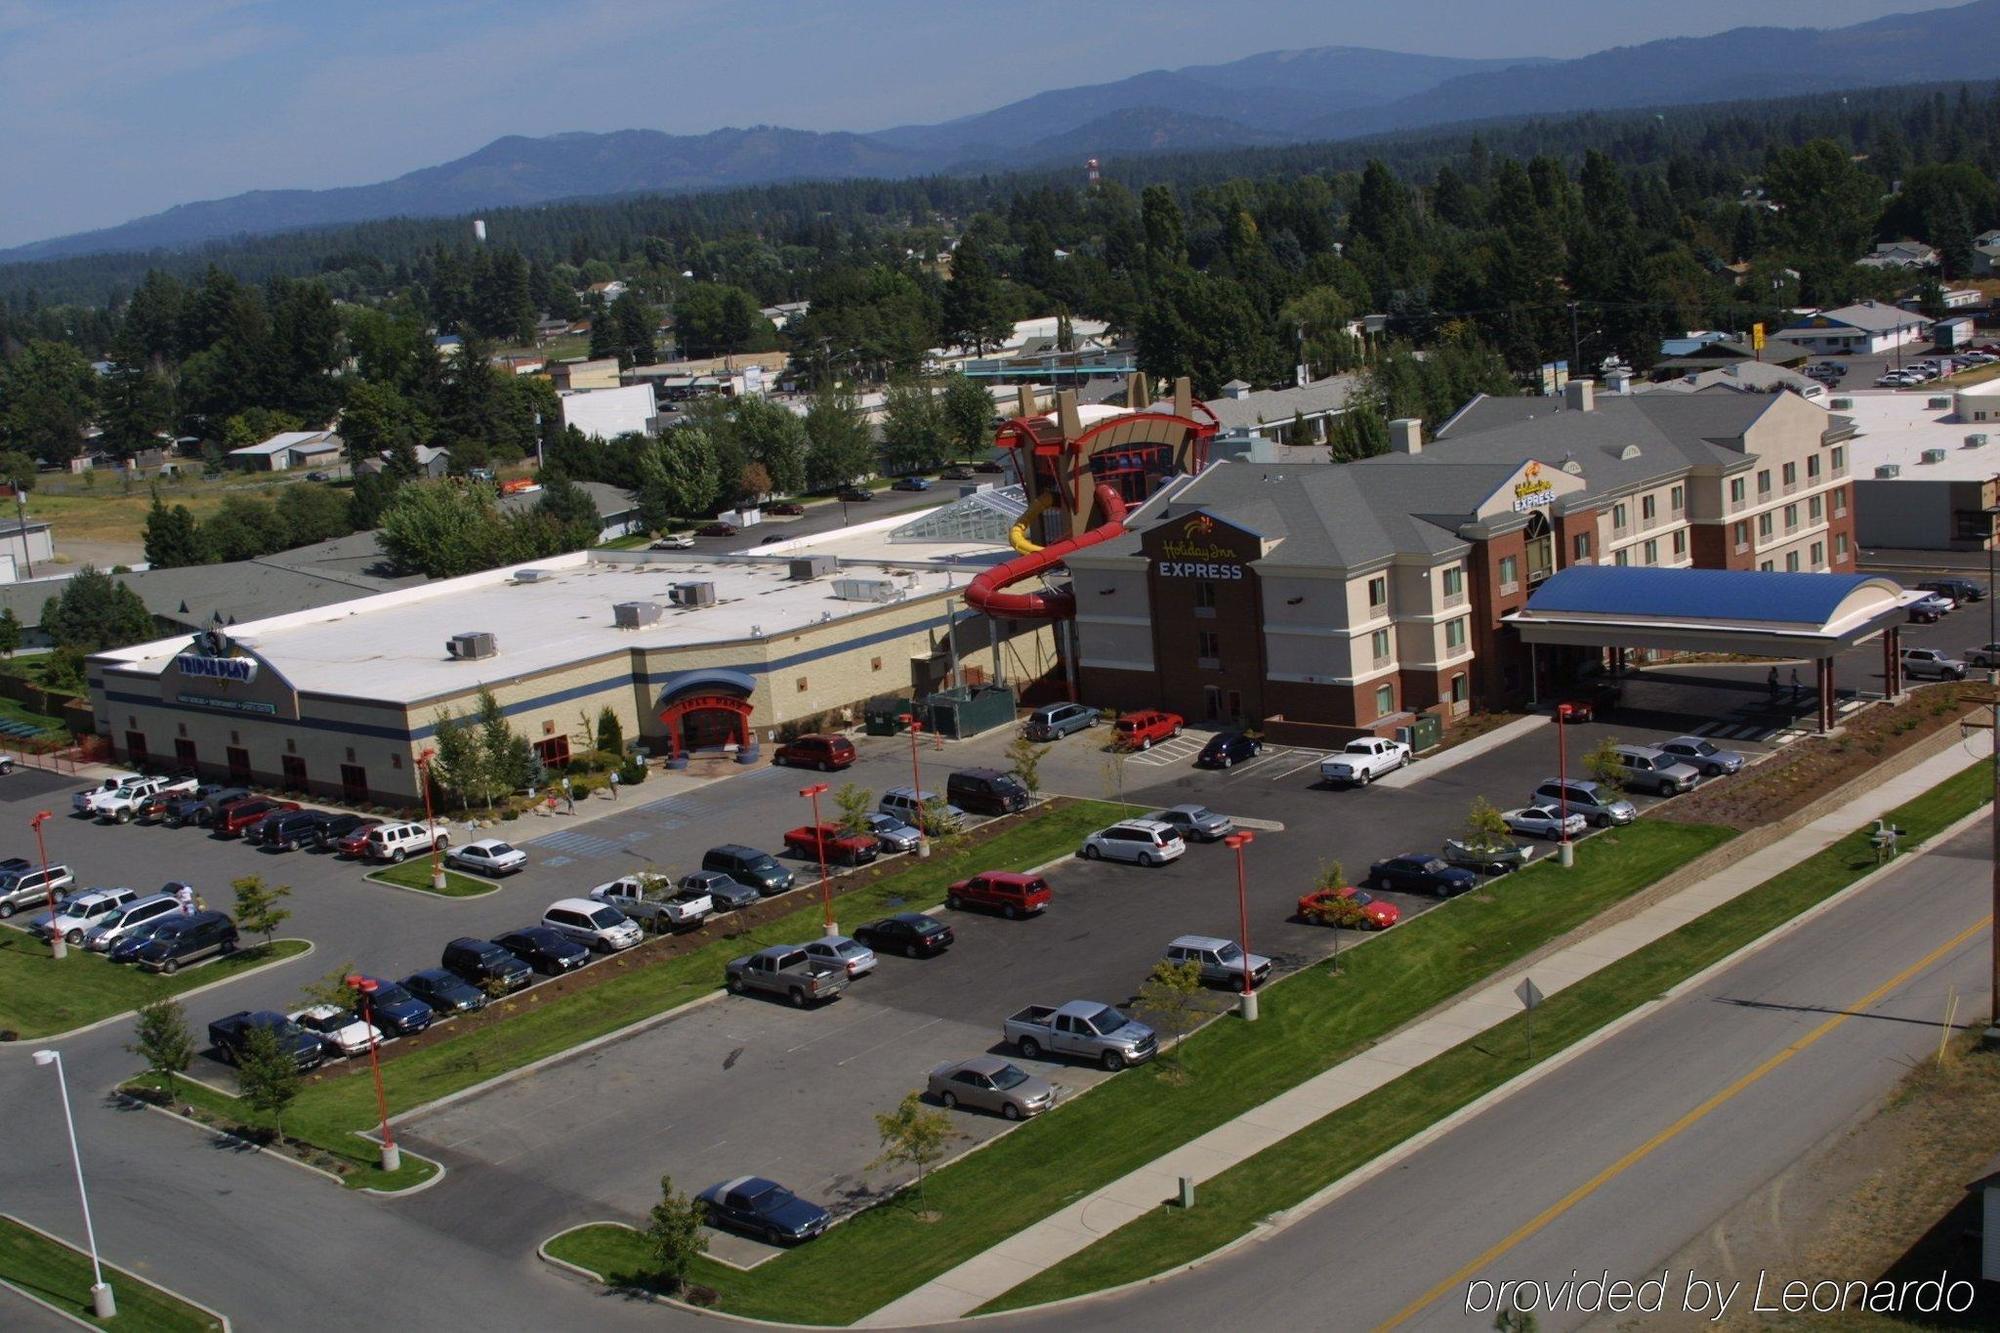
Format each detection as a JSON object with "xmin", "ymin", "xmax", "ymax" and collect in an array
[{"xmin": 858, "ymin": 737, "xmax": 1992, "ymax": 1327}]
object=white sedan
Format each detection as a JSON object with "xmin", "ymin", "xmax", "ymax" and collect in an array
[
  {"xmin": 650, "ymin": 533, "xmax": 696, "ymax": 550},
  {"xmin": 1502, "ymin": 805, "xmax": 1589, "ymax": 841},
  {"xmin": 445, "ymin": 838, "xmax": 528, "ymax": 876},
  {"xmin": 289, "ymin": 1004, "xmax": 376, "ymax": 1058}
]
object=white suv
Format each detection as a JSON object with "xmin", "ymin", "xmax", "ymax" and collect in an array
[
  {"xmin": 1900, "ymin": 647, "xmax": 1967, "ymax": 681},
  {"xmin": 365, "ymin": 821, "xmax": 451, "ymax": 863},
  {"xmin": 1078, "ymin": 819, "xmax": 1186, "ymax": 867},
  {"xmin": 42, "ymin": 886, "xmax": 140, "ymax": 945}
]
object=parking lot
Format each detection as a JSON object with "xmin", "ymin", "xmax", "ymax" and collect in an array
[{"xmin": 1, "ymin": 586, "xmax": 1982, "ymax": 1256}]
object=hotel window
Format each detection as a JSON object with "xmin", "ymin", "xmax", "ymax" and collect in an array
[
  {"xmin": 1370, "ymin": 628, "xmax": 1391, "ymax": 662},
  {"xmin": 1368, "ymin": 574, "xmax": 1387, "ymax": 609},
  {"xmin": 1832, "ymin": 486, "xmax": 1847, "ymax": 515},
  {"xmin": 1785, "ymin": 551, "xmax": 1800, "ymax": 572},
  {"xmin": 1450, "ymin": 673, "xmax": 1469, "ymax": 704},
  {"xmin": 1760, "ymin": 559, "xmax": 1774, "ymax": 571},
  {"xmin": 1757, "ymin": 512, "xmax": 1774, "ymax": 539},
  {"xmin": 1573, "ymin": 532, "xmax": 1590, "ymax": 560},
  {"xmin": 1374, "ymin": 683, "xmax": 1395, "ymax": 717},
  {"xmin": 1194, "ymin": 580, "xmax": 1218, "ymax": 610},
  {"xmin": 1810, "ymin": 540, "xmax": 1824, "ymax": 567},
  {"xmin": 1733, "ymin": 520, "xmax": 1749, "ymax": 551},
  {"xmin": 1642, "ymin": 539, "xmax": 1658, "ymax": 565},
  {"xmin": 1809, "ymin": 495, "xmax": 1822, "ymax": 523},
  {"xmin": 1498, "ymin": 554, "xmax": 1519, "ymax": 592},
  {"xmin": 1197, "ymin": 630, "xmax": 1222, "ymax": 663},
  {"xmin": 1781, "ymin": 461, "xmax": 1797, "ymax": 487},
  {"xmin": 1445, "ymin": 618, "xmax": 1467, "ymax": 651},
  {"xmin": 1757, "ymin": 469, "xmax": 1772, "ymax": 497},
  {"xmin": 1614, "ymin": 549, "xmax": 1630, "ymax": 566},
  {"xmin": 1640, "ymin": 495, "xmax": 1656, "ymax": 522},
  {"xmin": 1671, "ymin": 529, "xmax": 1686, "ymax": 558},
  {"xmin": 1806, "ymin": 454, "xmax": 1821, "ymax": 481},
  {"xmin": 1835, "ymin": 533, "xmax": 1850, "ymax": 561},
  {"xmin": 1784, "ymin": 503, "xmax": 1798, "ymax": 529},
  {"xmin": 1441, "ymin": 566, "xmax": 1464, "ymax": 600},
  {"xmin": 1612, "ymin": 502, "xmax": 1628, "ymax": 530},
  {"xmin": 1729, "ymin": 477, "xmax": 1746, "ymax": 505},
  {"xmin": 1669, "ymin": 483, "xmax": 1685, "ymax": 514},
  {"xmin": 1831, "ymin": 446, "xmax": 1845, "ymax": 472}
]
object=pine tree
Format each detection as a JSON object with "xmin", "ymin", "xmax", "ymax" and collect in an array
[{"xmin": 143, "ymin": 493, "xmax": 206, "ymax": 568}]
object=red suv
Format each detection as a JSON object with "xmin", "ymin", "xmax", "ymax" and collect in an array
[
  {"xmin": 215, "ymin": 797, "xmax": 299, "ymax": 837},
  {"xmin": 1112, "ymin": 710, "xmax": 1184, "ymax": 752},
  {"xmin": 773, "ymin": 734, "xmax": 857, "ymax": 772},
  {"xmin": 945, "ymin": 871, "xmax": 1051, "ymax": 919}
]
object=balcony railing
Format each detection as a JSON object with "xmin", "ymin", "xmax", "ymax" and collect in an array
[
  {"xmin": 1370, "ymin": 652, "xmax": 1392, "ymax": 669},
  {"xmin": 1610, "ymin": 524, "xmax": 1632, "ymax": 541}
]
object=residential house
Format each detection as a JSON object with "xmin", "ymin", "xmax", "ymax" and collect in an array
[
  {"xmin": 1778, "ymin": 302, "xmax": 1932, "ymax": 356},
  {"xmin": 585, "ymin": 280, "xmax": 628, "ymax": 302},
  {"xmin": 1202, "ymin": 374, "xmax": 1366, "ymax": 450},
  {"xmin": 227, "ymin": 430, "xmax": 344, "ymax": 472},
  {"xmin": 1856, "ymin": 239, "xmax": 1939, "ymax": 269},
  {"xmin": 355, "ymin": 445, "xmax": 450, "ymax": 480},
  {"xmin": 1652, "ymin": 334, "xmax": 1814, "ymax": 375}
]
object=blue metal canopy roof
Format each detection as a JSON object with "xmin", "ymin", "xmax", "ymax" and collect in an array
[{"xmin": 1525, "ymin": 566, "xmax": 1883, "ymax": 626}]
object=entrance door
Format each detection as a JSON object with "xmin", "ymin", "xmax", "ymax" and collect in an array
[
  {"xmin": 280, "ymin": 755, "xmax": 307, "ymax": 791},
  {"xmin": 340, "ymin": 765, "xmax": 368, "ymax": 805},
  {"xmin": 124, "ymin": 731, "xmax": 148, "ymax": 766},
  {"xmin": 683, "ymin": 708, "xmax": 742, "ymax": 751},
  {"xmin": 1202, "ymin": 686, "xmax": 1222, "ymax": 722},
  {"xmin": 173, "ymin": 738, "xmax": 198, "ymax": 773},
  {"xmin": 226, "ymin": 746, "xmax": 251, "ymax": 784}
]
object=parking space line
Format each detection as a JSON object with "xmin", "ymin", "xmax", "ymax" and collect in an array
[
  {"xmin": 1269, "ymin": 753, "xmax": 1327, "ymax": 782},
  {"xmin": 835, "ymin": 1016, "xmax": 946, "ymax": 1067}
]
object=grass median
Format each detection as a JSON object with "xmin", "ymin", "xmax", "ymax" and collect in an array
[
  {"xmin": 365, "ymin": 860, "xmax": 498, "ymax": 897},
  {"xmin": 979, "ymin": 761, "xmax": 1993, "ymax": 1313},
  {"xmin": 544, "ymin": 818, "xmax": 1732, "ymax": 1324},
  {"xmin": 0, "ymin": 935, "xmax": 309, "ymax": 1038},
  {"xmin": 0, "ymin": 1215, "xmax": 224, "ymax": 1330},
  {"xmin": 122, "ymin": 800, "xmax": 1128, "ymax": 1194}
]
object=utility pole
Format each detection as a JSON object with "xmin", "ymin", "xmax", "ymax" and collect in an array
[{"xmin": 1568, "ymin": 301, "xmax": 1582, "ymax": 382}]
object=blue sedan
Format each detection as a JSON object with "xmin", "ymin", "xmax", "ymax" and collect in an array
[
  {"xmin": 699, "ymin": 1176, "xmax": 831, "ymax": 1245},
  {"xmin": 1368, "ymin": 854, "xmax": 1480, "ymax": 899}
]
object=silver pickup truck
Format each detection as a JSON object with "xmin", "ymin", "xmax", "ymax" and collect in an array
[
  {"xmin": 1003, "ymin": 1000, "xmax": 1158, "ymax": 1071},
  {"xmin": 724, "ymin": 944, "xmax": 850, "ymax": 1007},
  {"xmin": 589, "ymin": 874, "xmax": 711, "ymax": 931}
]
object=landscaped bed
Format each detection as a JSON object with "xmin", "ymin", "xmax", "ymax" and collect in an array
[
  {"xmin": 552, "ymin": 819, "xmax": 1733, "ymax": 1324},
  {"xmin": 365, "ymin": 860, "xmax": 497, "ymax": 897},
  {"xmin": 0, "ymin": 934, "xmax": 309, "ymax": 1039},
  {"xmin": 0, "ymin": 1214, "xmax": 225, "ymax": 1331}
]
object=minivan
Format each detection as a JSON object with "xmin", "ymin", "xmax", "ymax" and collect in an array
[
  {"xmin": 84, "ymin": 892, "xmax": 182, "ymax": 951},
  {"xmin": 946, "ymin": 768, "xmax": 1030, "ymax": 816},
  {"xmin": 542, "ymin": 897, "xmax": 644, "ymax": 952},
  {"xmin": 1530, "ymin": 779, "xmax": 1637, "ymax": 827},
  {"xmin": 701, "ymin": 845, "xmax": 796, "ymax": 896},
  {"xmin": 878, "ymin": 787, "xmax": 965, "ymax": 833},
  {"xmin": 0, "ymin": 863, "xmax": 75, "ymax": 918},
  {"xmin": 440, "ymin": 936, "xmax": 534, "ymax": 992},
  {"xmin": 132, "ymin": 910, "xmax": 239, "ymax": 973},
  {"xmin": 772, "ymin": 734, "xmax": 857, "ymax": 772},
  {"xmin": 1610, "ymin": 745, "xmax": 1701, "ymax": 796},
  {"xmin": 366, "ymin": 821, "xmax": 451, "ymax": 863},
  {"xmin": 1078, "ymin": 819, "xmax": 1186, "ymax": 866},
  {"xmin": 1023, "ymin": 702, "xmax": 1099, "ymax": 741}
]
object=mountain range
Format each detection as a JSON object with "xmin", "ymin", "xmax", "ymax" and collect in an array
[{"xmin": 10, "ymin": 0, "xmax": 2000, "ymax": 264}]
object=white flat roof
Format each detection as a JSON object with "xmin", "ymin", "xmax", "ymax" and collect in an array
[
  {"xmin": 1844, "ymin": 389, "xmax": 2000, "ymax": 481},
  {"xmin": 97, "ymin": 515, "xmax": 1009, "ymax": 706}
]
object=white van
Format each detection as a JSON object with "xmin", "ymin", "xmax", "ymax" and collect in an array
[{"xmin": 542, "ymin": 897, "xmax": 643, "ymax": 952}]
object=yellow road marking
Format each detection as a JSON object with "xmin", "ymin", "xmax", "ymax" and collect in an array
[{"xmin": 1377, "ymin": 913, "xmax": 1992, "ymax": 1330}]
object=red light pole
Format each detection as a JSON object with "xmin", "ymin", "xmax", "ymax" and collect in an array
[
  {"xmin": 31, "ymin": 809, "xmax": 62, "ymax": 959},
  {"xmin": 799, "ymin": 782, "xmax": 837, "ymax": 936},
  {"xmin": 345, "ymin": 975, "xmax": 400, "ymax": 1173},
  {"xmin": 1225, "ymin": 830, "xmax": 1258, "ymax": 1021},
  {"xmin": 1555, "ymin": 703, "xmax": 1577, "ymax": 868},
  {"xmin": 415, "ymin": 748, "xmax": 444, "ymax": 892},
  {"xmin": 898, "ymin": 712, "xmax": 929, "ymax": 858}
]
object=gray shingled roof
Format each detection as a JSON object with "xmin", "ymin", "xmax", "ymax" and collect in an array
[
  {"xmin": 1780, "ymin": 302, "xmax": 1929, "ymax": 334},
  {"xmin": 1201, "ymin": 374, "xmax": 1366, "ymax": 432}
]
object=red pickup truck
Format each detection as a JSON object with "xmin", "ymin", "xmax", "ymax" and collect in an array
[
  {"xmin": 215, "ymin": 797, "xmax": 300, "ymax": 837},
  {"xmin": 1112, "ymin": 710, "xmax": 1184, "ymax": 752},
  {"xmin": 945, "ymin": 871, "xmax": 1051, "ymax": 919},
  {"xmin": 782, "ymin": 823, "xmax": 879, "ymax": 867}
]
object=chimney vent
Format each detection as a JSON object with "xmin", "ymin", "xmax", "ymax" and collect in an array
[
  {"xmin": 1565, "ymin": 379, "xmax": 1596, "ymax": 412},
  {"xmin": 1388, "ymin": 418, "xmax": 1423, "ymax": 454}
]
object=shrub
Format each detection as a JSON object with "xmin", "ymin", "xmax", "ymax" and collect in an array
[
  {"xmin": 1297, "ymin": 887, "xmax": 1370, "ymax": 928},
  {"xmin": 616, "ymin": 757, "xmax": 649, "ymax": 787}
]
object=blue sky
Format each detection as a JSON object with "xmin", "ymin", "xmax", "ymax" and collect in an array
[{"xmin": 0, "ymin": 0, "xmax": 1927, "ymax": 249}]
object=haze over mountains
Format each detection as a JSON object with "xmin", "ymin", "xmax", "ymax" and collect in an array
[{"xmin": 12, "ymin": 0, "xmax": 2000, "ymax": 265}]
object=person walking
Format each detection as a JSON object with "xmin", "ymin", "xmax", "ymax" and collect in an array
[
  {"xmin": 1767, "ymin": 665, "xmax": 1780, "ymax": 699},
  {"xmin": 1790, "ymin": 667, "xmax": 1803, "ymax": 704}
]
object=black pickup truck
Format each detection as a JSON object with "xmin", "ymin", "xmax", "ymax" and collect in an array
[{"xmin": 207, "ymin": 1010, "xmax": 325, "ymax": 1070}]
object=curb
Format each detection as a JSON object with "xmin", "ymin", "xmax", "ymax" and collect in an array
[
  {"xmin": 952, "ymin": 794, "xmax": 1996, "ymax": 1324},
  {"xmin": 0, "ymin": 1212, "xmax": 232, "ymax": 1330},
  {"xmin": 537, "ymin": 1224, "xmax": 831, "ymax": 1331},
  {"xmin": 360, "ymin": 868, "xmax": 500, "ymax": 900},
  {"xmin": 0, "ymin": 939, "xmax": 315, "ymax": 1046}
]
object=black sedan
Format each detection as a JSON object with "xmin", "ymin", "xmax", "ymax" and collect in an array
[
  {"xmin": 494, "ymin": 926, "xmax": 590, "ymax": 975},
  {"xmin": 1368, "ymin": 854, "xmax": 1479, "ymax": 899},
  {"xmin": 1195, "ymin": 731, "xmax": 1262, "ymax": 769},
  {"xmin": 402, "ymin": 968, "xmax": 487, "ymax": 1016},
  {"xmin": 854, "ymin": 912, "xmax": 954, "ymax": 958},
  {"xmin": 835, "ymin": 485, "xmax": 873, "ymax": 503},
  {"xmin": 698, "ymin": 1175, "xmax": 830, "ymax": 1245}
]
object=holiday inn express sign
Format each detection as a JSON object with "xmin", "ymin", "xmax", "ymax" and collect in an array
[{"xmin": 1151, "ymin": 511, "xmax": 1258, "ymax": 579}]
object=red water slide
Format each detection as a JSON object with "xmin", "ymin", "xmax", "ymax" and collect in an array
[{"xmin": 964, "ymin": 484, "xmax": 1129, "ymax": 620}]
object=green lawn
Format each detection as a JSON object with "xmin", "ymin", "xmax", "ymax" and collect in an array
[
  {"xmin": 0, "ymin": 693, "xmax": 65, "ymax": 736},
  {"xmin": 0, "ymin": 1216, "xmax": 224, "ymax": 1331},
  {"xmin": 547, "ymin": 819, "xmax": 1732, "ymax": 1324},
  {"xmin": 122, "ymin": 802, "xmax": 1129, "ymax": 1194},
  {"xmin": 0, "ymin": 935, "xmax": 309, "ymax": 1038},
  {"xmin": 366, "ymin": 860, "xmax": 497, "ymax": 897},
  {"xmin": 979, "ymin": 762, "xmax": 1994, "ymax": 1312}
]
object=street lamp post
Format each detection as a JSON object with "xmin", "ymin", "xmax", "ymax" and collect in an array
[
  {"xmin": 898, "ymin": 712, "xmax": 929, "ymax": 858},
  {"xmin": 30, "ymin": 809, "xmax": 62, "ymax": 959},
  {"xmin": 345, "ymin": 976, "xmax": 401, "ymax": 1173},
  {"xmin": 799, "ymin": 782, "xmax": 837, "ymax": 936},
  {"xmin": 1225, "ymin": 830, "xmax": 1258, "ymax": 1021},
  {"xmin": 32, "ymin": 1050, "xmax": 113, "ymax": 1317},
  {"xmin": 415, "ymin": 748, "xmax": 444, "ymax": 892},
  {"xmin": 1555, "ymin": 704, "xmax": 1577, "ymax": 868}
]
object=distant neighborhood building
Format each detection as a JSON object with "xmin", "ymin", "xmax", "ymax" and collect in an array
[
  {"xmin": 355, "ymin": 445, "xmax": 450, "ymax": 480},
  {"xmin": 1652, "ymin": 333, "xmax": 1813, "ymax": 375},
  {"xmin": 546, "ymin": 358, "xmax": 622, "ymax": 392},
  {"xmin": 1633, "ymin": 360, "xmax": 1827, "ymax": 403},
  {"xmin": 1778, "ymin": 302, "xmax": 1932, "ymax": 357},
  {"xmin": 432, "ymin": 334, "xmax": 463, "ymax": 358},
  {"xmin": 585, "ymin": 280, "xmax": 628, "ymax": 302},
  {"xmin": 228, "ymin": 430, "xmax": 344, "ymax": 472},
  {"xmin": 1973, "ymin": 230, "xmax": 2000, "ymax": 276},
  {"xmin": 0, "ymin": 519, "xmax": 56, "ymax": 584},
  {"xmin": 1203, "ymin": 374, "xmax": 1365, "ymax": 448},
  {"xmin": 759, "ymin": 301, "xmax": 810, "ymax": 329},
  {"xmin": 1856, "ymin": 239, "xmax": 1939, "ymax": 270},
  {"xmin": 560, "ymin": 384, "xmax": 658, "ymax": 440}
]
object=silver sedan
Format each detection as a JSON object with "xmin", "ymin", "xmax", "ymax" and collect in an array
[
  {"xmin": 927, "ymin": 1055, "xmax": 1056, "ymax": 1120},
  {"xmin": 1502, "ymin": 804, "xmax": 1588, "ymax": 840},
  {"xmin": 1657, "ymin": 736, "xmax": 1745, "ymax": 777},
  {"xmin": 1145, "ymin": 804, "xmax": 1235, "ymax": 843},
  {"xmin": 802, "ymin": 935, "xmax": 877, "ymax": 978}
]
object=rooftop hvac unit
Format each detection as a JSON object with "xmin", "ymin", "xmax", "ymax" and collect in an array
[
  {"xmin": 833, "ymin": 576, "xmax": 899, "ymax": 603},
  {"xmin": 1875, "ymin": 464, "xmax": 1902, "ymax": 478},
  {"xmin": 446, "ymin": 631, "xmax": 498, "ymax": 660},
  {"xmin": 788, "ymin": 556, "xmax": 838, "ymax": 581},
  {"xmin": 613, "ymin": 601, "xmax": 664, "ymax": 628},
  {"xmin": 667, "ymin": 581, "xmax": 716, "ymax": 607},
  {"xmin": 1930, "ymin": 396, "xmax": 1954, "ymax": 410},
  {"xmin": 1967, "ymin": 434, "xmax": 1990, "ymax": 448},
  {"xmin": 1830, "ymin": 397, "xmax": 1853, "ymax": 410},
  {"xmin": 1920, "ymin": 448, "xmax": 1948, "ymax": 464},
  {"xmin": 513, "ymin": 568, "xmax": 555, "ymax": 583}
]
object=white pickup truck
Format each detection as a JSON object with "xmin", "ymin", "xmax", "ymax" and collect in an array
[
  {"xmin": 588, "ymin": 874, "xmax": 712, "ymax": 931},
  {"xmin": 1318, "ymin": 737, "xmax": 1412, "ymax": 786},
  {"xmin": 71, "ymin": 773, "xmax": 145, "ymax": 816},
  {"xmin": 93, "ymin": 776, "xmax": 198, "ymax": 823}
]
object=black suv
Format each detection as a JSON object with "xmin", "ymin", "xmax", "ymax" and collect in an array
[
  {"xmin": 1918, "ymin": 578, "xmax": 1984, "ymax": 604},
  {"xmin": 441, "ymin": 936, "xmax": 534, "ymax": 992},
  {"xmin": 1196, "ymin": 731, "xmax": 1263, "ymax": 769},
  {"xmin": 702, "ymin": 845, "xmax": 796, "ymax": 896},
  {"xmin": 494, "ymin": 926, "xmax": 589, "ymax": 975},
  {"xmin": 246, "ymin": 809, "xmax": 327, "ymax": 850},
  {"xmin": 946, "ymin": 768, "xmax": 1029, "ymax": 816}
]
